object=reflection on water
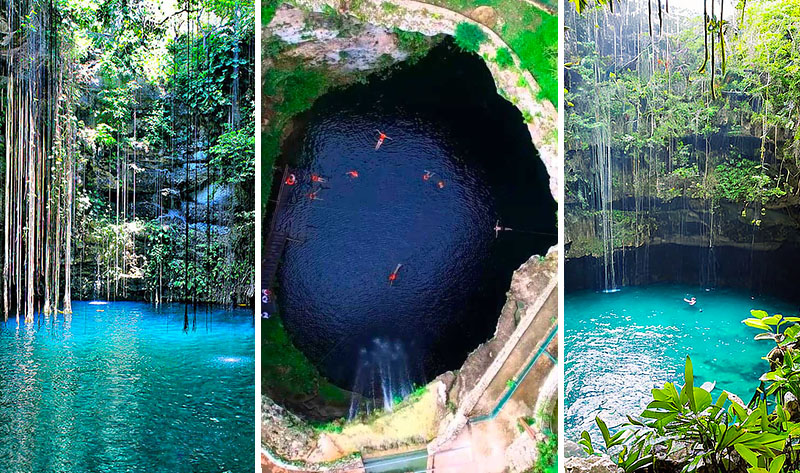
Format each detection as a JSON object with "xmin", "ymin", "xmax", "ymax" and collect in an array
[
  {"xmin": 565, "ymin": 284, "xmax": 795, "ymax": 440},
  {"xmin": 0, "ymin": 301, "xmax": 254, "ymax": 473}
]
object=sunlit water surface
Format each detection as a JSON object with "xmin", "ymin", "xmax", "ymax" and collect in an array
[
  {"xmin": 565, "ymin": 284, "xmax": 797, "ymax": 440},
  {"xmin": 0, "ymin": 301, "xmax": 254, "ymax": 473}
]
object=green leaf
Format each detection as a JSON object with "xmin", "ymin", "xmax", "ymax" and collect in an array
[
  {"xmin": 683, "ymin": 356, "xmax": 696, "ymax": 412},
  {"xmin": 751, "ymin": 310, "xmax": 769, "ymax": 319},
  {"xmin": 578, "ymin": 430, "xmax": 595, "ymax": 455},
  {"xmin": 769, "ymin": 454, "xmax": 785, "ymax": 473},
  {"xmin": 784, "ymin": 325, "xmax": 800, "ymax": 340},
  {"xmin": 735, "ymin": 444, "xmax": 759, "ymax": 467},
  {"xmin": 744, "ymin": 318, "xmax": 771, "ymax": 330}
]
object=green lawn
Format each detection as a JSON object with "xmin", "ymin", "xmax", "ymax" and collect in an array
[{"xmin": 423, "ymin": 0, "xmax": 557, "ymax": 105}]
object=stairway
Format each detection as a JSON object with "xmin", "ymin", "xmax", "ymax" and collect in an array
[{"xmin": 262, "ymin": 230, "xmax": 288, "ymax": 289}]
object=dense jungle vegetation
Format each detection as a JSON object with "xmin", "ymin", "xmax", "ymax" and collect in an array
[
  {"xmin": 565, "ymin": 0, "xmax": 799, "ymax": 257},
  {"xmin": 570, "ymin": 1, "xmax": 800, "ymax": 471},
  {"xmin": 1, "ymin": 0, "xmax": 255, "ymax": 322}
]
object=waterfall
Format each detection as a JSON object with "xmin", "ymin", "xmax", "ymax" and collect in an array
[{"xmin": 347, "ymin": 338, "xmax": 415, "ymax": 420}]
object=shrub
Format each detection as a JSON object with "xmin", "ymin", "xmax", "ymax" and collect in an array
[
  {"xmin": 454, "ymin": 22, "xmax": 486, "ymax": 53},
  {"xmin": 495, "ymin": 47, "xmax": 514, "ymax": 68}
]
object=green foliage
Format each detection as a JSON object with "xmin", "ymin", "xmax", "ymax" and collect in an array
[
  {"xmin": 263, "ymin": 0, "xmax": 279, "ymax": 25},
  {"xmin": 494, "ymin": 47, "xmax": 514, "ymax": 68},
  {"xmin": 714, "ymin": 161, "xmax": 785, "ymax": 206},
  {"xmin": 266, "ymin": 66, "xmax": 330, "ymax": 116},
  {"xmin": 311, "ymin": 419, "xmax": 345, "ymax": 433},
  {"xmin": 536, "ymin": 430, "xmax": 558, "ymax": 473},
  {"xmin": 210, "ymin": 123, "xmax": 256, "ymax": 184},
  {"xmin": 583, "ymin": 308, "xmax": 800, "ymax": 473},
  {"xmin": 580, "ymin": 356, "xmax": 788, "ymax": 473},
  {"xmin": 504, "ymin": 8, "xmax": 557, "ymax": 104},
  {"xmin": 453, "ymin": 22, "xmax": 486, "ymax": 53},
  {"xmin": 393, "ymin": 29, "xmax": 433, "ymax": 63}
]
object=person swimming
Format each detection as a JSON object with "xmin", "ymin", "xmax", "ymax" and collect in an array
[
  {"xmin": 494, "ymin": 220, "xmax": 512, "ymax": 238},
  {"xmin": 310, "ymin": 174, "xmax": 326, "ymax": 183},
  {"xmin": 437, "ymin": 181, "xmax": 445, "ymax": 189},
  {"xmin": 423, "ymin": 170, "xmax": 435, "ymax": 181},
  {"xmin": 388, "ymin": 263, "xmax": 403, "ymax": 285},
  {"xmin": 375, "ymin": 130, "xmax": 392, "ymax": 150},
  {"xmin": 684, "ymin": 296, "xmax": 697, "ymax": 306},
  {"xmin": 308, "ymin": 190, "xmax": 322, "ymax": 201},
  {"xmin": 285, "ymin": 173, "xmax": 297, "ymax": 186},
  {"xmin": 346, "ymin": 170, "xmax": 359, "ymax": 178}
]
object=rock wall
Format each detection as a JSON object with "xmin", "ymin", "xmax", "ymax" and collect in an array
[{"xmin": 566, "ymin": 198, "xmax": 800, "ymax": 300}]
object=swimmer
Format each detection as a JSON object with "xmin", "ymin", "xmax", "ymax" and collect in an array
[
  {"xmin": 494, "ymin": 220, "xmax": 512, "ymax": 238},
  {"xmin": 285, "ymin": 173, "xmax": 297, "ymax": 186},
  {"xmin": 308, "ymin": 190, "xmax": 322, "ymax": 201},
  {"xmin": 423, "ymin": 170, "xmax": 435, "ymax": 181},
  {"xmin": 310, "ymin": 174, "xmax": 326, "ymax": 183},
  {"xmin": 388, "ymin": 263, "xmax": 403, "ymax": 286},
  {"xmin": 346, "ymin": 170, "xmax": 359, "ymax": 178},
  {"xmin": 683, "ymin": 297, "xmax": 697, "ymax": 306},
  {"xmin": 375, "ymin": 130, "xmax": 392, "ymax": 150},
  {"xmin": 437, "ymin": 181, "xmax": 445, "ymax": 189}
]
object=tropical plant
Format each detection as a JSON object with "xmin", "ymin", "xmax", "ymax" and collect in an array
[{"xmin": 580, "ymin": 311, "xmax": 800, "ymax": 472}]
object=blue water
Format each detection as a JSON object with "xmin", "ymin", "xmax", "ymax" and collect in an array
[
  {"xmin": 565, "ymin": 284, "xmax": 798, "ymax": 440},
  {"xmin": 0, "ymin": 301, "xmax": 254, "ymax": 473}
]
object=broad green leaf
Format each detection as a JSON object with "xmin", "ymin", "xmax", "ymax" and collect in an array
[
  {"xmin": 744, "ymin": 318, "xmax": 771, "ymax": 330},
  {"xmin": 579, "ymin": 430, "xmax": 595, "ymax": 455},
  {"xmin": 751, "ymin": 310, "xmax": 769, "ymax": 319},
  {"xmin": 769, "ymin": 454, "xmax": 785, "ymax": 473},
  {"xmin": 785, "ymin": 325, "xmax": 800, "ymax": 340},
  {"xmin": 596, "ymin": 417, "xmax": 613, "ymax": 448},
  {"xmin": 735, "ymin": 444, "xmax": 759, "ymax": 467},
  {"xmin": 693, "ymin": 387, "xmax": 712, "ymax": 411}
]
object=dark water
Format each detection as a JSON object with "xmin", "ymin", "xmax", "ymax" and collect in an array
[
  {"xmin": 0, "ymin": 302, "xmax": 254, "ymax": 473},
  {"xmin": 272, "ymin": 40, "xmax": 556, "ymax": 395}
]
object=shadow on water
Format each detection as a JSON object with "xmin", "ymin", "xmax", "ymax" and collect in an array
[{"xmin": 271, "ymin": 39, "xmax": 556, "ymax": 409}]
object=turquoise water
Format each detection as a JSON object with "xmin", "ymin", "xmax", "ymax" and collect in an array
[
  {"xmin": 0, "ymin": 301, "xmax": 254, "ymax": 473},
  {"xmin": 565, "ymin": 284, "xmax": 797, "ymax": 440}
]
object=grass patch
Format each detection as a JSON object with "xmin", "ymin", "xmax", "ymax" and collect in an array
[
  {"xmin": 503, "ymin": 7, "xmax": 557, "ymax": 104},
  {"xmin": 419, "ymin": 0, "xmax": 557, "ymax": 105},
  {"xmin": 261, "ymin": 306, "xmax": 350, "ymax": 404},
  {"xmin": 262, "ymin": 312, "xmax": 319, "ymax": 398}
]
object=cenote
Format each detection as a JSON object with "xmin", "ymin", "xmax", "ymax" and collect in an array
[
  {"xmin": 564, "ymin": 284, "xmax": 798, "ymax": 440},
  {"xmin": 0, "ymin": 302, "xmax": 254, "ymax": 473},
  {"xmin": 270, "ymin": 39, "xmax": 556, "ymax": 404}
]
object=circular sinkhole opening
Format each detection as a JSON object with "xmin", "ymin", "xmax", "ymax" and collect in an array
[{"xmin": 271, "ymin": 39, "xmax": 556, "ymax": 407}]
